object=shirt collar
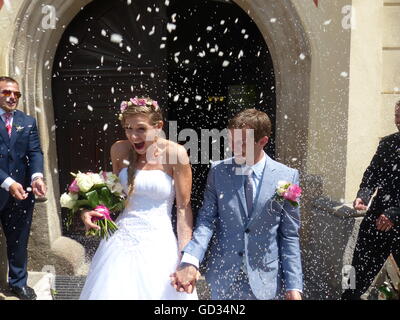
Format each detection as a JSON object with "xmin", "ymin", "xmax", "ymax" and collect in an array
[
  {"xmin": 240, "ymin": 151, "xmax": 266, "ymax": 179},
  {"xmin": 0, "ymin": 108, "xmax": 15, "ymax": 117},
  {"xmin": 251, "ymin": 151, "xmax": 266, "ymax": 179}
]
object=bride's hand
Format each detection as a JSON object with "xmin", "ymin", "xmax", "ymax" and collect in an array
[{"xmin": 80, "ymin": 210, "xmax": 102, "ymax": 231}]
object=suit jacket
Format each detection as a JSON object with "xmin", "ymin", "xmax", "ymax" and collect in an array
[
  {"xmin": 183, "ymin": 155, "xmax": 303, "ymax": 299},
  {"xmin": 0, "ymin": 109, "xmax": 44, "ymax": 210},
  {"xmin": 357, "ymin": 132, "xmax": 400, "ymax": 221}
]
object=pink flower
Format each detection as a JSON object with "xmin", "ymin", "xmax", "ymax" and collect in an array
[
  {"xmin": 68, "ymin": 179, "xmax": 80, "ymax": 193},
  {"xmin": 137, "ymin": 98, "xmax": 147, "ymax": 106},
  {"xmin": 130, "ymin": 97, "xmax": 139, "ymax": 105},
  {"xmin": 120, "ymin": 101, "xmax": 128, "ymax": 113},
  {"xmin": 152, "ymin": 100, "xmax": 159, "ymax": 110},
  {"xmin": 283, "ymin": 184, "xmax": 302, "ymax": 202},
  {"xmin": 92, "ymin": 205, "xmax": 112, "ymax": 222}
]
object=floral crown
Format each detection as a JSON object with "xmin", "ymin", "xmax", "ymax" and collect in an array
[{"xmin": 120, "ymin": 97, "xmax": 159, "ymax": 113}]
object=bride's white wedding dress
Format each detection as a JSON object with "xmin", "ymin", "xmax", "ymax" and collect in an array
[{"xmin": 79, "ymin": 168, "xmax": 198, "ymax": 300}]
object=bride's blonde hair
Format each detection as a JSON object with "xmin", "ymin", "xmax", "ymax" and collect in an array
[{"xmin": 120, "ymin": 97, "xmax": 163, "ymax": 198}]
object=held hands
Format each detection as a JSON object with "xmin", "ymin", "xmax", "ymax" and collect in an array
[
  {"xmin": 285, "ymin": 290, "xmax": 302, "ymax": 300},
  {"xmin": 353, "ymin": 198, "xmax": 367, "ymax": 211},
  {"xmin": 170, "ymin": 264, "xmax": 200, "ymax": 294},
  {"xmin": 80, "ymin": 210, "xmax": 102, "ymax": 232}
]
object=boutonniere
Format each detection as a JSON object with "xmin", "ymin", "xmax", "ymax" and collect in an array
[
  {"xmin": 274, "ymin": 181, "xmax": 302, "ymax": 207},
  {"xmin": 14, "ymin": 125, "xmax": 24, "ymax": 132}
]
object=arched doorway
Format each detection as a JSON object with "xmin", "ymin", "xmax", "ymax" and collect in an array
[{"xmin": 52, "ymin": 0, "xmax": 276, "ymax": 233}]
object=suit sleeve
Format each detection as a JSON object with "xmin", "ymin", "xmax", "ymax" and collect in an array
[
  {"xmin": 356, "ymin": 140, "xmax": 386, "ymax": 204},
  {"xmin": 27, "ymin": 119, "xmax": 44, "ymax": 178},
  {"xmin": 278, "ymin": 169, "xmax": 303, "ymax": 291},
  {"xmin": 0, "ymin": 168, "xmax": 10, "ymax": 186},
  {"xmin": 183, "ymin": 165, "xmax": 219, "ymax": 263}
]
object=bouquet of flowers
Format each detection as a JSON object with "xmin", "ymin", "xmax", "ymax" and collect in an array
[
  {"xmin": 60, "ymin": 171, "xmax": 125, "ymax": 239},
  {"xmin": 274, "ymin": 181, "xmax": 302, "ymax": 207}
]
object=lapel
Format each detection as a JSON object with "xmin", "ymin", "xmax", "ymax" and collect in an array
[
  {"xmin": 0, "ymin": 114, "xmax": 10, "ymax": 146},
  {"xmin": 246, "ymin": 155, "xmax": 277, "ymax": 229},
  {"xmin": 9, "ymin": 110, "xmax": 24, "ymax": 148},
  {"xmin": 230, "ymin": 162, "xmax": 249, "ymax": 225}
]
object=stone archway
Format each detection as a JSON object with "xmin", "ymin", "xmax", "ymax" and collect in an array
[
  {"xmin": 233, "ymin": 0, "xmax": 311, "ymax": 170},
  {"xmin": 4, "ymin": 0, "xmax": 311, "ymax": 276},
  {"xmin": 5, "ymin": 0, "xmax": 94, "ymax": 275}
]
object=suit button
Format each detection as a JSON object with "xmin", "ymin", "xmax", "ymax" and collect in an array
[
  {"xmin": 245, "ymin": 228, "xmax": 250, "ymax": 233},
  {"xmin": 238, "ymin": 251, "xmax": 243, "ymax": 257}
]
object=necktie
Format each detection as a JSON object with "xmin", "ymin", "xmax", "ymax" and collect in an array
[
  {"xmin": 245, "ymin": 169, "xmax": 254, "ymax": 217},
  {"xmin": 3, "ymin": 112, "xmax": 12, "ymax": 137}
]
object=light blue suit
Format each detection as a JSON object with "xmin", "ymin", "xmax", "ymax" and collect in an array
[{"xmin": 183, "ymin": 154, "xmax": 303, "ymax": 299}]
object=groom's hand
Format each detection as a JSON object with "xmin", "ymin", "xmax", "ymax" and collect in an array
[
  {"xmin": 285, "ymin": 290, "xmax": 302, "ymax": 300},
  {"xmin": 170, "ymin": 264, "xmax": 199, "ymax": 294},
  {"xmin": 81, "ymin": 210, "xmax": 102, "ymax": 231}
]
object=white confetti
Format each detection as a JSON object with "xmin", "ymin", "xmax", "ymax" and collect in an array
[
  {"xmin": 206, "ymin": 26, "xmax": 213, "ymax": 31},
  {"xmin": 323, "ymin": 19, "xmax": 332, "ymax": 25},
  {"xmin": 149, "ymin": 26, "xmax": 155, "ymax": 36},
  {"xmin": 167, "ymin": 23, "xmax": 176, "ymax": 33},
  {"xmin": 110, "ymin": 33, "xmax": 123, "ymax": 43},
  {"xmin": 222, "ymin": 60, "xmax": 230, "ymax": 67},
  {"xmin": 270, "ymin": 18, "xmax": 277, "ymax": 23},
  {"xmin": 123, "ymin": 159, "xmax": 130, "ymax": 166},
  {"xmin": 101, "ymin": 29, "xmax": 107, "ymax": 37},
  {"xmin": 103, "ymin": 124, "xmax": 109, "ymax": 131},
  {"xmin": 299, "ymin": 53, "xmax": 306, "ymax": 60},
  {"xmin": 340, "ymin": 71, "xmax": 348, "ymax": 78},
  {"xmin": 173, "ymin": 94, "xmax": 180, "ymax": 102},
  {"xmin": 69, "ymin": 36, "xmax": 79, "ymax": 45},
  {"xmin": 87, "ymin": 105, "xmax": 93, "ymax": 111}
]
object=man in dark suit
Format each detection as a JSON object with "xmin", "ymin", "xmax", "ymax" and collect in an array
[
  {"xmin": 342, "ymin": 101, "xmax": 400, "ymax": 300},
  {"xmin": 0, "ymin": 76, "xmax": 46, "ymax": 300}
]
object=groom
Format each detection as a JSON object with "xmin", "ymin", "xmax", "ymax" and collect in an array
[
  {"xmin": 0, "ymin": 76, "xmax": 46, "ymax": 300},
  {"xmin": 172, "ymin": 109, "xmax": 303, "ymax": 300}
]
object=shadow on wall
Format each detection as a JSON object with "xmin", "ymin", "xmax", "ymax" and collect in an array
[{"xmin": 300, "ymin": 175, "xmax": 365, "ymax": 300}]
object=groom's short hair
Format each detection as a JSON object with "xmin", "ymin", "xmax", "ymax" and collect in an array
[{"xmin": 228, "ymin": 108, "xmax": 272, "ymax": 141}]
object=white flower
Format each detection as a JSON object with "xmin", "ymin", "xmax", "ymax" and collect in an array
[
  {"xmin": 60, "ymin": 192, "xmax": 78, "ymax": 209},
  {"xmin": 90, "ymin": 173, "xmax": 105, "ymax": 185},
  {"xmin": 276, "ymin": 181, "xmax": 290, "ymax": 196},
  {"xmin": 111, "ymin": 182, "xmax": 124, "ymax": 195},
  {"xmin": 76, "ymin": 173, "xmax": 94, "ymax": 192}
]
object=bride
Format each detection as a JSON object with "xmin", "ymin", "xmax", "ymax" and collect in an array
[{"xmin": 79, "ymin": 97, "xmax": 198, "ymax": 300}]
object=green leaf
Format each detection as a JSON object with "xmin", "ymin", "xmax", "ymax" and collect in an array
[
  {"xmin": 85, "ymin": 190, "xmax": 100, "ymax": 209},
  {"xmin": 98, "ymin": 187, "xmax": 113, "ymax": 208}
]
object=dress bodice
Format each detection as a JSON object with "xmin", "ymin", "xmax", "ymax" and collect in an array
[{"xmin": 117, "ymin": 167, "xmax": 175, "ymax": 226}]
